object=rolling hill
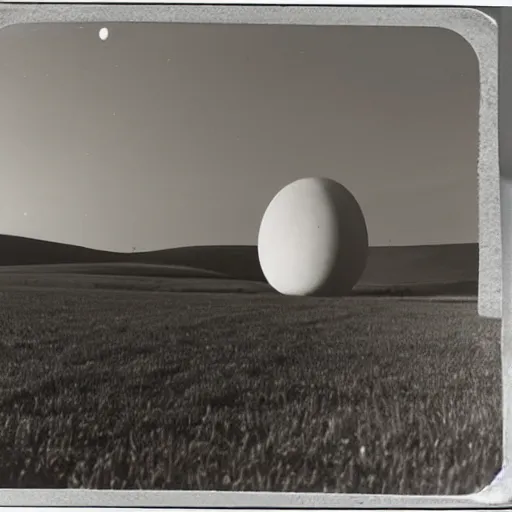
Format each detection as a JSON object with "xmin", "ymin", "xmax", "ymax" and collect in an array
[
  {"xmin": 0, "ymin": 234, "xmax": 478, "ymax": 294},
  {"xmin": 0, "ymin": 234, "xmax": 126, "ymax": 266},
  {"xmin": 359, "ymin": 243, "xmax": 478, "ymax": 286}
]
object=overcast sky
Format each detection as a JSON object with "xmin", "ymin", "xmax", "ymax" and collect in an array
[{"xmin": 0, "ymin": 22, "xmax": 479, "ymax": 253}]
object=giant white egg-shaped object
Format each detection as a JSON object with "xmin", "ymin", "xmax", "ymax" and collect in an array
[{"xmin": 257, "ymin": 177, "xmax": 368, "ymax": 296}]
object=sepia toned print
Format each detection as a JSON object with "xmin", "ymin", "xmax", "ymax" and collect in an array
[{"xmin": 0, "ymin": 21, "xmax": 501, "ymax": 493}]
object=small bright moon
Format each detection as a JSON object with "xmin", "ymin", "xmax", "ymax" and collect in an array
[
  {"xmin": 23, "ymin": 212, "xmax": 27, "ymax": 216},
  {"xmin": 99, "ymin": 27, "xmax": 109, "ymax": 41}
]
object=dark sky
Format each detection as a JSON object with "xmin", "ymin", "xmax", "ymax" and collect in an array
[{"xmin": 0, "ymin": 22, "xmax": 479, "ymax": 253}]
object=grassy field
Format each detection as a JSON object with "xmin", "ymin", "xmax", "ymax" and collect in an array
[{"xmin": 0, "ymin": 271, "xmax": 502, "ymax": 494}]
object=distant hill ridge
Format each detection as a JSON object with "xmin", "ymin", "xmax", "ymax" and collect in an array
[
  {"xmin": 359, "ymin": 243, "xmax": 478, "ymax": 286},
  {"xmin": 0, "ymin": 234, "xmax": 477, "ymax": 287}
]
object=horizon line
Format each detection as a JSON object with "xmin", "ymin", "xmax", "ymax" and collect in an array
[{"xmin": 0, "ymin": 233, "xmax": 479, "ymax": 254}]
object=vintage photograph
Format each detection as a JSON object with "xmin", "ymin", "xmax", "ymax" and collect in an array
[{"xmin": 0, "ymin": 21, "xmax": 502, "ymax": 493}]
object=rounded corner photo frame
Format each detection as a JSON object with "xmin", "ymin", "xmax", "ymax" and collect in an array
[{"xmin": 0, "ymin": 1, "xmax": 508, "ymax": 511}]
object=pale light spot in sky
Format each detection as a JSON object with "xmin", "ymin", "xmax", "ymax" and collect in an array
[
  {"xmin": 23, "ymin": 212, "xmax": 27, "ymax": 217},
  {"xmin": 99, "ymin": 27, "xmax": 109, "ymax": 41}
]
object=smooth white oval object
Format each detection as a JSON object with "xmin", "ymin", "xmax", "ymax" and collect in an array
[{"xmin": 258, "ymin": 177, "xmax": 369, "ymax": 296}]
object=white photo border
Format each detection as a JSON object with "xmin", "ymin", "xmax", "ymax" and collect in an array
[{"xmin": 0, "ymin": 3, "xmax": 505, "ymax": 511}]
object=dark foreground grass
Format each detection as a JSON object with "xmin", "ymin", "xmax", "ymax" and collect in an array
[{"xmin": 0, "ymin": 273, "xmax": 502, "ymax": 494}]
